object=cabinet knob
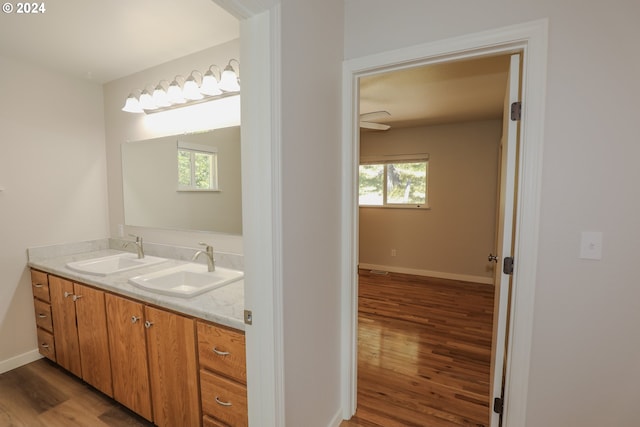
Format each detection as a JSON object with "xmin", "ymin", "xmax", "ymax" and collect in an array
[
  {"xmin": 212, "ymin": 347, "xmax": 230, "ymax": 356},
  {"xmin": 144, "ymin": 320, "xmax": 154, "ymax": 329},
  {"xmin": 72, "ymin": 295, "xmax": 83, "ymax": 302},
  {"xmin": 64, "ymin": 291, "xmax": 73, "ymax": 298},
  {"xmin": 131, "ymin": 316, "xmax": 140, "ymax": 324},
  {"xmin": 215, "ymin": 396, "xmax": 232, "ymax": 407}
]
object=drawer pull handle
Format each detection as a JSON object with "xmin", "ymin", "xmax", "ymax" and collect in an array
[
  {"xmin": 34, "ymin": 284, "xmax": 44, "ymax": 288},
  {"xmin": 215, "ymin": 396, "xmax": 232, "ymax": 407},
  {"xmin": 41, "ymin": 344, "xmax": 49, "ymax": 349},
  {"xmin": 213, "ymin": 347, "xmax": 230, "ymax": 356},
  {"xmin": 38, "ymin": 314, "xmax": 47, "ymax": 318}
]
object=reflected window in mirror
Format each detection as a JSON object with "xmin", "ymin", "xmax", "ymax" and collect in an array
[{"xmin": 177, "ymin": 141, "xmax": 218, "ymax": 191}]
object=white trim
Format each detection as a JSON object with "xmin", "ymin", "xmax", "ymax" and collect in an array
[
  {"xmin": 239, "ymin": 6, "xmax": 284, "ymax": 427},
  {"xmin": 0, "ymin": 349, "xmax": 42, "ymax": 374},
  {"xmin": 358, "ymin": 263, "xmax": 493, "ymax": 285},
  {"xmin": 341, "ymin": 19, "xmax": 548, "ymax": 425},
  {"xmin": 328, "ymin": 408, "xmax": 345, "ymax": 427}
]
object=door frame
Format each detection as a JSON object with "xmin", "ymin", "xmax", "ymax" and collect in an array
[{"xmin": 340, "ymin": 19, "xmax": 549, "ymax": 426}]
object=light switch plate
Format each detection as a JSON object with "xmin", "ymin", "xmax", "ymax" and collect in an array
[{"xmin": 580, "ymin": 231, "xmax": 603, "ymax": 260}]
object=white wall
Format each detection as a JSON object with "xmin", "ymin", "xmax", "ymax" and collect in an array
[
  {"xmin": 103, "ymin": 40, "xmax": 244, "ymax": 254},
  {"xmin": 345, "ymin": 1, "xmax": 640, "ymax": 426},
  {"xmin": 0, "ymin": 54, "xmax": 108, "ymax": 369},
  {"xmin": 279, "ymin": 0, "xmax": 344, "ymax": 425},
  {"xmin": 359, "ymin": 120, "xmax": 501, "ymax": 281}
]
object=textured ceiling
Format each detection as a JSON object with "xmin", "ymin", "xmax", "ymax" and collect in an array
[{"xmin": 0, "ymin": 0, "xmax": 239, "ymax": 83}]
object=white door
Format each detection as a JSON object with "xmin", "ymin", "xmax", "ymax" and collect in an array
[{"xmin": 489, "ymin": 53, "xmax": 521, "ymax": 427}]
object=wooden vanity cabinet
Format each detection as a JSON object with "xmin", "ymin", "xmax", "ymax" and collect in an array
[
  {"xmin": 48, "ymin": 276, "xmax": 113, "ymax": 396},
  {"xmin": 145, "ymin": 305, "xmax": 201, "ymax": 427},
  {"xmin": 197, "ymin": 321, "xmax": 248, "ymax": 427},
  {"xmin": 105, "ymin": 293, "xmax": 153, "ymax": 422},
  {"xmin": 31, "ymin": 270, "xmax": 55, "ymax": 362},
  {"xmin": 49, "ymin": 275, "xmax": 82, "ymax": 377},
  {"xmin": 31, "ymin": 268, "xmax": 246, "ymax": 427}
]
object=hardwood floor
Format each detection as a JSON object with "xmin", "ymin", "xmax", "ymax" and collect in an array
[
  {"xmin": 341, "ymin": 270, "xmax": 495, "ymax": 427},
  {"xmin": 0, "ymin": 358, "xmax": 153, "ymax": 427}
]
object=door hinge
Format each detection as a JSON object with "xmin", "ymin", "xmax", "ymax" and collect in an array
[
  {"xmin": 503, "ymin": 257, "xmax": 514, "ymax": 275},
  {"xmin": 493, "ymin": 397, "xmax": 504, "ymax": 415},
  {"xmin": 244, "ymin": 309, "xmax": 253, "ymax": 325},
  {"xmin": 510, "ymin": 101, "xmax": 522, "ymax": 121}
]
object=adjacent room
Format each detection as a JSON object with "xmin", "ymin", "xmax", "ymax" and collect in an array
[{"xmin": 344, "ymin": 55, "xmax": 513, "ymax": 427}]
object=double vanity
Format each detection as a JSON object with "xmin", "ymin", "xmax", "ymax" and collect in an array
[{"xmin": 28, "ymin": 238, "xmax": 247, "ymax": 427}]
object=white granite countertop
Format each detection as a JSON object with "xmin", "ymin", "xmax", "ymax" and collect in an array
[{"xmin": 28, "ymin": 245, "xmax": 245, "ymax": 331}]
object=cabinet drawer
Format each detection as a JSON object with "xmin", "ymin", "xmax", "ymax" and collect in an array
[
  {"xmin": 197, "ymin": 321, "xmax": 246, "ymax": 384},
  {"xmin": 201, "ymin": 369, "xmax": 247, "ymax": 427},
  {"xmin": 37, "ymin": 328, "xmax": 56, "ymax": 362},
  {"xmin": 203, "ymin": 414, "xmax": 230, "ymax": 427},
  {"xmin": 33, "ymin": 299, "xmax": 53, "ymax": 332},
  {"xmin": 31, "ymin": 270, "xmax": 50, "ymax": 302}
]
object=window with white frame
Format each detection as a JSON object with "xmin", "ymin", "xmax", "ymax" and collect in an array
[
  {"xmin": 177, "ymin": 141, "xmax": 218, "ymax": 191},
  {"xmin": 359, "ymin": 155, "xmax": 429, "ymax": 208}
]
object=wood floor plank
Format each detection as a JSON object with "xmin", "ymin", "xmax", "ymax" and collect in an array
[
  {"xmin": 342, "ymin": 270, "xmax": 494, "ymax": 427},
  {"xmin": 0, "ymin": 359, "xmax": 153, "ymax": 427}
]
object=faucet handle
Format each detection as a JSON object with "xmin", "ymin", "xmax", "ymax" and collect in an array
[{"xmin": 129, "ymin": 233, "xmax": 142, "ymax": 243}]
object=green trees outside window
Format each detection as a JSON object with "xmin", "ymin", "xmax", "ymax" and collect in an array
[{"xmin": 358, "ymin": 160, "xmax": 428, "ymax": 207}]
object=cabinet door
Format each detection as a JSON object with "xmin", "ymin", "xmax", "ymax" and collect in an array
[
  {"xmin": 145, "ymin": 305, "xmax": 200, "ymax": 427},
  {"xmin": 105, "ymin": 293, "xmax": 153, "ymax": 422},
  {"xmin": 74, "ymin": 283, "xmax": 113, "ymax": 397},
  {"xmin": 49, "ymin": 276, "xmax": 81, "ymax": 377}
]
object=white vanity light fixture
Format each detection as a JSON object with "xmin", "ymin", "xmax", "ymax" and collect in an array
[
  {"xmin": 121, "ymin": 60, "xmax": 241, "ymax": 114},
  {"xmin": 122, "ymin": 91, "xmax": 144, "ymax": 113},
  {"xmin": 219, "ymin": 59, "xmax": 240, "ymax": 92}
]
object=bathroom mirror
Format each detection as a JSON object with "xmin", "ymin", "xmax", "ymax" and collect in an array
[{"xmin": 122, "ymin": 126, "xmax": 242, "ymax": 234}]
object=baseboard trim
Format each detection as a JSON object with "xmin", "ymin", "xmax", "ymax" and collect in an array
[
  {"xmin": 0, "ymin": 349, "xmax": 42, "ymax": 375},
  {"xmin": 358, "ymin": 263, "xmax": 493, "ymax": 285},
  {"xmin": 328, "ymin": 407, "xmax": 344, "ymax": 427}
]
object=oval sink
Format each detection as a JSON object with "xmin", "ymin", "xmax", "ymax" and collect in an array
[
  {"xmin": 66, "ymin": 253, "xmax": 167, "ymax": 276},
  {"xmin": 128, "ymin": 263, "xmax": 244, "ymax": 298}
]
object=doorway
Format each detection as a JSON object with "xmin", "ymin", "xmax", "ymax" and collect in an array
[
  {"xmin": 340, "ymin": 20, "xmax": 549, "ymax": 427},
  {"xmin": 352, "ymin": 53, "xmax": 514, "ymax": 427}
]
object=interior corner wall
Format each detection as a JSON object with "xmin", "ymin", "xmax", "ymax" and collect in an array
[
  {"xmin": 359, "ymin": 120, "xmax": 501, "ymax": 282},
  {"xmin": 345, "ymin": 1, "xmax": 640, "ymax": 426},
  {"xmin": 0, "ymin": 54, "xmax": 108, "ymax": 368},
  {"xmin": 102, "ymin": 39, "xmax": 244, "ymax": 254}
]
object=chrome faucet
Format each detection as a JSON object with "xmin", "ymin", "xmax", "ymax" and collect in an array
[
  {"xmin": 124, "ymin": 234, "xmax": 144, "ymax": 259},
  {"xmin": 192, "ymin": 242, "xmax": 215, "ymax": 272}
]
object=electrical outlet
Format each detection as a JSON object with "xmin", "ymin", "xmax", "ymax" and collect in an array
[{"xmin": 391, "ymin": 249, "xmax": 397, "ymax": 257}]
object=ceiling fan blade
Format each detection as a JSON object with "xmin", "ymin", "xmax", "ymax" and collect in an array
[
  {"xmin": 360, "ymin": 110, "xmax": 391, "ymax": 122},
  {"xmin": 360, "ymin": 121, "xmax": 391, "ymax": 131}
]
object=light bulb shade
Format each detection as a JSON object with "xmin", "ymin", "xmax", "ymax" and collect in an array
[
  {"xmin": 138, "ymin": 89, "xmax": 157, "ymax": 110},
  {"xmin": 152, "ymin": 85, "xmax": 171, "ymax": 107},
  {"xmin": 167, "ymin": 80, "xmax": 186, "ymax": 104},
  {"xmin": 183, "ymin": 76, "xmax": 204, "ymax": 100},
  {"xmin": 200, "ymin": 71, "xmax": 222, "ymax": 96},
  {"xmin": 122, "ymin": 94, "xmax": 143, "ymax": 113},
  {"xmin": 219, "ymin": 66, "xmax": 240, "ymax": 92}
]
